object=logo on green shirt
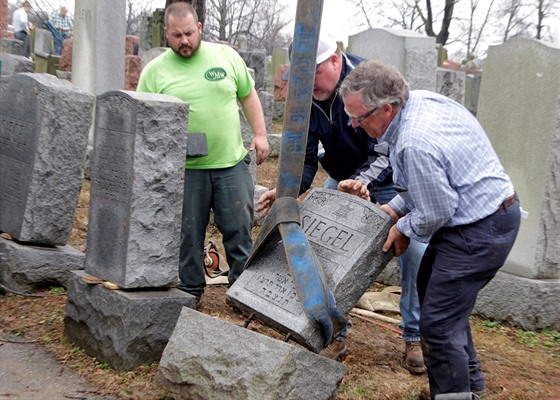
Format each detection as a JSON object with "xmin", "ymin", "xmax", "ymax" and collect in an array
[{"xmin": 205, "ymin": 68, "xmax": 227, "ymax": 81}]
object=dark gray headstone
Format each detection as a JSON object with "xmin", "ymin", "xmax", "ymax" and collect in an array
[
  {"xmin": 436, "ymin": 67, "xmax": 465, "ymax": 105},
  {"xmin": 84, "ymin": 90, "xmax": 188, "ymax": 289},
  {"xmin": 0, "ymin": 73, "xmax": 94, "ymax": 245},
  {"xmin": 64, "ymin": 270, "xmax": 196, "ymax": 371},
  {"xmin": 239, "ymin": 49, "xmax": 266, "ymax": 91},
  {"xmin": 33, "ymin": 28, "xmax": 53, "ymax": 57},
  {"xmin": 226, "ymin": 188, "xmax": 393, "ymax": 352},
  {"xmin": 0, "ymin": 52, "xmax": 34, "ymax": 76},
  {"xmin": 157, "ymin": 307, "xmax": 346, "ymax": 400}
]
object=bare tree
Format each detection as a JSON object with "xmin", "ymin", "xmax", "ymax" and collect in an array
[
  {"xmin": 126, "ymin": 0, "xmax": 158, "ymax": 36},
  {"xmin": 535, "ymin": 0, "xmax": 560, "ymax": 40},
  {"xmin": 348, "ymin": 0, "xmax": 424, "ymax": 32},
  {"xmin": 349, "ymin": 0, "xmax": 457, "ymax": 46},
  {"xmin": 204, "ymin": 0, "xmax": 291, "ymax": 53},
  {"xmin": 463, "ymin": 0, "xmax": 496, "ymax": 57},
  {"xmin": 494, "ymin": 0, "xmax": 531, "ymax": 41},
  {"xmin": 416, "ymin": 0, "xmax": 456, "ymax": 46}
]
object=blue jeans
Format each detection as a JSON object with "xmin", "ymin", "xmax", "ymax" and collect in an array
[
  {"xmin": 418, "ymin": 201, "xmax": 520, "ymax": 398},
  {"xmin": 398, "ymin": 238, "xmax": 427, "ymax": 342},
  {"xmin": 323, "ymin": 175, "xmax": 338, "ymax": 190},
  {"xmin": 53, "ymin": 32, "xmax": 68, "ymax": 56},
  {"xmin": 15, "ymin": 30, "xmax": 30, "ymax": 58},
  {"xmin": 324, "ymin": 176, "xmax": 424, "ymax": 343},
  {"xmin": 178, "ymin": 154, "xmax": 254, "ymax": 298}
]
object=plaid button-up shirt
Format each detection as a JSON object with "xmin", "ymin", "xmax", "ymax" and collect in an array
[{"xmin": 49, "ymin": 12, "xmax": 73, "ymax": 32}]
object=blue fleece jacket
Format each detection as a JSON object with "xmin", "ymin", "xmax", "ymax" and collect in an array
[{"xmin": 300, "ymin": 53, "xmax": 394, "ymax": 202}]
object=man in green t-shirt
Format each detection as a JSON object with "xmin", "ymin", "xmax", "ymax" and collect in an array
[{"xmin": 137, "ymin": 2, "xmax": 269, "ymax": 302}]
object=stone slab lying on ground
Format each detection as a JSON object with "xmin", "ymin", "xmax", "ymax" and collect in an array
[
  {"xmin": 0, "ymin": 237, "xmax": 84, "ymax": 293},
  {"xmin": 157, "ymin": 307, "xmax": 346, "ymax": 400},
  {"xmin": 64, "ymin": 270, "xmax": 196, "ymax": 371},
  {"xmin": 226, "ymin": 188, "xmax": 393, "ymax": 352}
]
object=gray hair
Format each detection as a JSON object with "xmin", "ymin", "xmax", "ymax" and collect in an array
[{"xmin": 340, "ymin": 60, "xmax": 410, "ymax": 109}]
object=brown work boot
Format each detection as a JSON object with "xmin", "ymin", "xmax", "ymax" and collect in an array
[
  {"xmin": 319, "ymin": 340, "xmax": 349, "ymax": 362},
  {"xmin": 403, "ymin": 341, "xmax": 427, "ymax": 374}
]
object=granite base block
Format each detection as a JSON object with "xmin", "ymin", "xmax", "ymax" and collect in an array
[
  {"xmin": 0, "ymin": 237, "xmax": 84, "ymax": 293},
  {"xmin": 64, "ymin": 270, "xmax": 197, "ymax": 371},
  {"xmin": 475, "ymin": 270, "xmax": 560, "ymax": 331}
]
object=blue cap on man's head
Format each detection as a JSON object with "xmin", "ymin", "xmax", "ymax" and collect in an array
[{"xmin": 281, "ymin": 35, "xmax": 338, "ymax": 81}]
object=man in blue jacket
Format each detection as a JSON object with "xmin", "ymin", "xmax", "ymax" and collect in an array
[{"xmin": 257, "ymin": 36, "xmax": 427, "ymax": 374}]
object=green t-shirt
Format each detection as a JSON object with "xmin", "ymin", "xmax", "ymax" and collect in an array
[{"xmin": 137, "ymin": 42, "xmax": 254, "ymax": 169}]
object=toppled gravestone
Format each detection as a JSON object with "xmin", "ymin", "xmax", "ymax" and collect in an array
[
  {"xmin": 227, "ymin": 188, "xmax": 394, "ymax": 352},
  {"xmin": 157, "ymin": 307, "xmax": 346, "ymax": 400}
]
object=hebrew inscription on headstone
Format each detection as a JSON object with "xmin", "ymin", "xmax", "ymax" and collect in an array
[
  {"xmin": 85, "ymin": 90, "xmax": 188, "ymax": 288},
  {"xmin": 0, "ymin": 73, "xmax": 94, "ymax": 245},
  {"xmin": 226, "ymin": 188, "xmax": 393, "ymax": 352}
]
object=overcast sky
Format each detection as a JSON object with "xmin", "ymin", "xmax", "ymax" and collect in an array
[{"xmin": 10, "ymin": 0, "xmax": 558, "ymax": 58}]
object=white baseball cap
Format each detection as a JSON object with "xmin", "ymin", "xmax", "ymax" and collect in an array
[{"xmin": 281, "ymin": 35, "xmax": 338, "ymax": 81}]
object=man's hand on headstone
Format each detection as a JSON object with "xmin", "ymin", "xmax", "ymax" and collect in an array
[
  {"xmin": 382, "ymin": 225, "xmax": 410, "ymax": 257},
  {"xmin": 256, "ymin": 188, "xmax": 277, "ymax": 217},
  {"xmin": 379, "ymin": 204, "xmax": 399, "ymax": 223},
  {"xmin": 337, "ymin": 179, "xmax": 370, "ymax": 201}
]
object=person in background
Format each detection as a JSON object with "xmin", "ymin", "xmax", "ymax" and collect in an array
[
  {"xmin": 48, "ymin": 5, "xmax": 73, "ymax": 56},
  {"xmin": 137, "ymin": 2, "xmax": 269, "ymax": 302},
  {"xmin": 257, "ymin": 36, "xmax": 427, "ymax": 374},
  {"xmin": 12, "ymin": 1, "xmax": 33, "ymax": 59},
  {"xmin": 340, "ymin": 60, "xmax": 521, "ymax": 400}
]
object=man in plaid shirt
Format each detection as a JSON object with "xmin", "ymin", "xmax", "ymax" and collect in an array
[{"xmin": 49, "ymin": 6, "xmax": 73, "ymax": 55}]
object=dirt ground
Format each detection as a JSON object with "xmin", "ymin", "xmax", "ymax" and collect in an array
[{"xmin": 1, "ymin": 157, "xmax": 559, "ymax": 400}]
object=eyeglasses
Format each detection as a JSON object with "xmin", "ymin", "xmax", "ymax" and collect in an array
[{"xmin": 350, "ymin": 106, "xmax": 378, "ymax": 124}]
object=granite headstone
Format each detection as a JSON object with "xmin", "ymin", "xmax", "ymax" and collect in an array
[
  {"xmin": 226, "ymin": 188, "xmax": 393, "ymax": 352},
  {"xmin": 0, "ymin": 73, "xmax": 94, "ymax": 245},
  {"xmin": 84, "ymin": 90, "xmax": 188, "ymax": 288}
]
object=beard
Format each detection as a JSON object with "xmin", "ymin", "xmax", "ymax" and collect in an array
[{"xmin": 171, "ymin": 36, "xmax": 201, "ymax": 59}]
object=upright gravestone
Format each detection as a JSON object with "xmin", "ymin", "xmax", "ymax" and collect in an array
[
  {"xmin": 84, "ymin": 90, "xmax": 188, "ymax": 289},
  {"xmin": 72, "ymin": 0, "xmax": 126, "ymax": 96},
  {"xmin": 474, "ymin": 37, "xmax": 560, "ymax": 330},
  {"xmin": 33, "ymin": 28, "xmax": 53, "ymax": 57},
  {"xmin": 436, "ymin": 67, "xmax": 465, "ymax": 105},
  {"xmin": 0, "ymin": 73, "xmax": 93, "ymax": 291},
  {"xmin": 72, "ymin": 0, "xmax": 127, "ymax": 147},
  {"xmin": 0, "ymin": 73, "xmax": 94, "ymax": 245},
  {"xmin": 66, "ymin": 91, "xmax": 195, "ymax": 370},
  {"xmin": 270, "ymin": 47, "xmax": 289, "ymax": 92},
  {"xmin": 465, "ymin": 73, "xmax": 482, "ymax": 115},
  {"xmin": 240, "ymin": 49, "xmax": 266, "ymax": 91},
  {"xmin": 347, "ymin": 28, "xmax": 437, "ymax": 91},
  {"xmin": 226, "ymin": 188, "xmax": 393, "ymax": 352}
]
